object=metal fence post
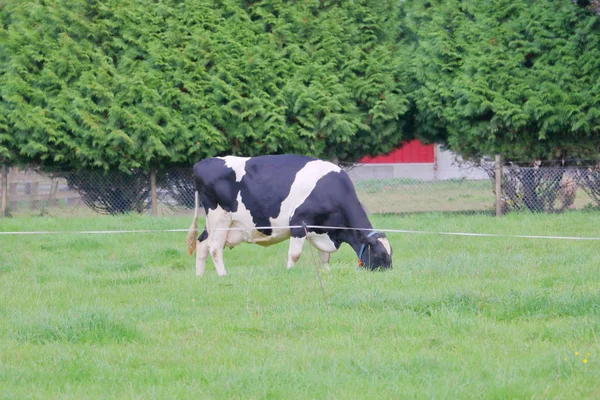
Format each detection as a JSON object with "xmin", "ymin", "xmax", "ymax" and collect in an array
[
  {"xmin": 150, "ymin": 169, "xmax": 157, "ymax": 217},
  {"xmin": 1, "ymin": 165, "xmax": 7, "ymax": 217},
  {"xmin": 495, "ymin": 154, "xmax": 503, "ymax": 216}
]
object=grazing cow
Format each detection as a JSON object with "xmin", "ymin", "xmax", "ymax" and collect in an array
[{"xmin": 186, "ymin": 154, "xmax": 392, "ymax": 276}]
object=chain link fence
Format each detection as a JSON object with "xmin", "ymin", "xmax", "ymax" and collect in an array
[
  {"xmin": 2, "ymin": 160, "xmax": 600, "ymax": 217},
  {"xmin": 488, "ymin": 165, "xmax": 582, "ymax": 214},
  {"xmin": 0, "ymin": 167, "xmax": 195, "ymax": 217}
]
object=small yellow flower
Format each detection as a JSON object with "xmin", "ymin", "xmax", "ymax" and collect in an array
[
  {"xmin": 575, "ymin": 352, "xmax": 579, "ymax": 355},
  {"xmin": 583, "ymin": 359, "xmax": 588, "ymax": 364},
  {"xmin": 587, "ymin": 353, "xmax": 590, "ymax": 356},
  {"xmin": 564, "ymin": 357, "xmax": 567, "ymax": 361}
]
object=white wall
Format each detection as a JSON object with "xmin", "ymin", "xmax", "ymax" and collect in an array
[{"xmin": 435, "ymin": 146, "xmax": 489, "ymax": 180}]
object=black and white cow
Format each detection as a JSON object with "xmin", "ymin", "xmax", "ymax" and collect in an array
[{"xmin": 186, "ymin": 154, "xmax": 392, "ymax": 276}]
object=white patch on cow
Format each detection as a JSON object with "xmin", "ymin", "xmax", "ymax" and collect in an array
[
  {"xmin": 218, "ymin": 156, "xmax": 250, "ymax": 182},
  {"xmin": 274, "ymin": 160, "xmax": 341, "ymax": 225},
  {"xmin": 229, "ymin": 193, "xmax": 256, "ymax": 241},
  {"xmin": 378, "ymin": 237, "xmax": 392, "ymax": 255},
  {"xmin": 308, "ymin": 232, "xmax": 337, "ymax": 253}
]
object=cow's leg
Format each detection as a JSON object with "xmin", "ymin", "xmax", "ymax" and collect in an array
[
  {"xmin": 205, "ymin": 207, "xmax": 233, "ymax": 276},
  {"xmin": 287, "ymin": 236, "xmax": 306, "ymax": 269},
  {"xmin": 208, "ymin": 227, "xmax": 230, "ymax": 276},
  {"xmin": 195, "ymin": 229, "xmax": 209, "ymax": 277},
  {"xmin": 305, "ymin": 231, "xmax": 336, "ymax": 272},
  {"xmin": 208, "ymin": 236, "xmax": 227, "ymax": 276},
  {"xmin": 318, "ymin": 251, "xmax": 331, "ymax": 272}
]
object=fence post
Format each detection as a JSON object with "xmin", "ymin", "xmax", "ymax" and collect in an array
[
  {"xmin": 495, "ymin": 154, "xmax": 503, "ymax": 217},
  {"xmin": 150, "ymin": 169, "xmax": 158, "ymax": 217},
  {"xmin": 1, "ymin": 165, "xmax": 7, "ymax": 217},
  {"xmin": 30, "ymin": 181, "xmax": 39, "ymax": 210}
]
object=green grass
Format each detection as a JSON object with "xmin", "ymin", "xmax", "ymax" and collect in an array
[
  {"xmin": 353, "ymin": 178, "xmax": 596, "ymax": 214},
  {"xmin": 1, "ymin": 213, "xmax": 600, "ymax": 399}
]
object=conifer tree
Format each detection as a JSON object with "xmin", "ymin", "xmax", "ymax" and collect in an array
[
  {"xmin": 1, "ymin": 0, "xmax": 411, "ymax": 170},
  {"xmin": 404, "ymin": 0, "xmax": 600, "ymax": 163}
]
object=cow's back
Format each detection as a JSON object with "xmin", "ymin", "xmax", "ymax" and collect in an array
[
  {"xmin": 193, "ymin": 154, "xmax": 320, "ymax": 214},
  {"xmin": 238, "ymin": 154, "xmax": 316, "ymax": 217},
  {"xmin": 193, "ymin": 154, "xmax": 350, "ymax": 229}
]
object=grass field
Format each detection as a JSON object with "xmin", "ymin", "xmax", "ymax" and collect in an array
[
  {"xmin": 354, "ymin": 179, "xmax": 596, "ymax": 214},
  {"xmin": 1, "ymin": 213, "xmax": 600, "ymax": 399}
]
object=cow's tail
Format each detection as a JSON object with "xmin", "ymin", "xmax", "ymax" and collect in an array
[{"xmin": 186, "ymin": 191, "xmax": 199, "ymax": 255}]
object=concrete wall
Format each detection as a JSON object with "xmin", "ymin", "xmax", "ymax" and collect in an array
[
  {"xmin": 346, "ymin": 146, "xmax": 490, "ymax": 182},
  {"xmin": 436, "ymin": 146, "xmax": 489, "ymax": 180}
]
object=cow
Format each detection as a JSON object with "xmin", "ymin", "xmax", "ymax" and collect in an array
[{"xmin": 186, "ymin": 154, "xmax": 392, "ymax": 276}]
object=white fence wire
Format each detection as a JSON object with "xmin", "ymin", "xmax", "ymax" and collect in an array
[{"xmin": 2, "ymin": 224, "xmax": 600, "ymax": 242}]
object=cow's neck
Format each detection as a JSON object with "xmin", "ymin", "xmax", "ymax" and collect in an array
[{"xmin": 339, "ymin": 209, "xmax": 375, "ymax": 256}]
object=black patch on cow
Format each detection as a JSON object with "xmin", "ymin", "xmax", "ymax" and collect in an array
[
  {"xmin": 193, "ymin": 158, "xmax": 241, "ymax": 213},
  {"xmin": 238, "ymin": 155, "xmax": 313, "ymax": 235},
  {"xmin": 289, "ymin": 170, "xmax": 371, "ymax": 252},
  {"xmin": 197, "ymin": 229, "xmax": 208, "ymax": 243}
]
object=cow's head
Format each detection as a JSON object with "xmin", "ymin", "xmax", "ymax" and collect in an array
[{"xmin": 358, "ymin": 231, "xmax": 393, "ymax": 270}]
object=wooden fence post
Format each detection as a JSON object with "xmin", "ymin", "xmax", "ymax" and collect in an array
[
  {"xmin": 30, "ymin": 181, "xmax": 39, "ymax": 210},
  {"xmin": 495, "ymin": 154, "xmax": 503, "ymax": 217},
  {"xmin": 1, "ymin": 165, "xmax": 7, "ymax": 217},
  {"xmin": 150, "ymin": 169, "xmax": 158, "ymax": 217}
]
